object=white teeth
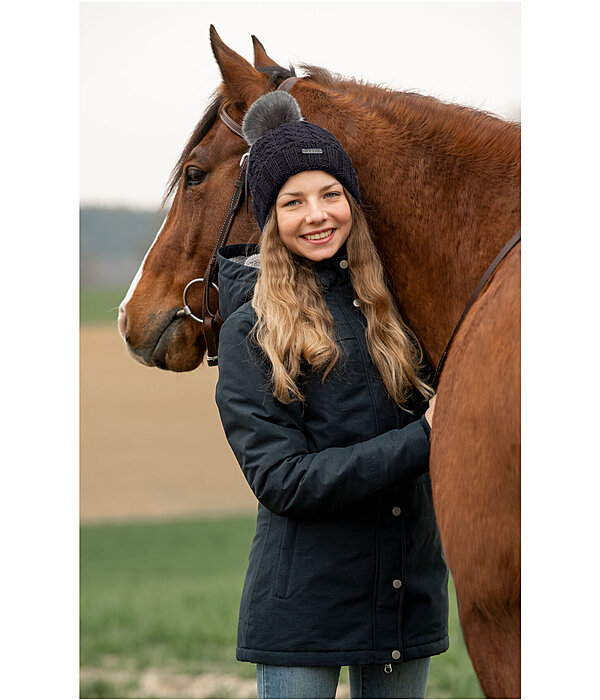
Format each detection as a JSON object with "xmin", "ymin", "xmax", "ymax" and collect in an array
[{"xmin": 304, "ymin": 229, "xmax": 334, "ymax": 241}]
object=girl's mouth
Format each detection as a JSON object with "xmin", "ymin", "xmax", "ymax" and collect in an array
[{"xmin": 301, "ymin": 228, "xmax": 335, "ymax": 243}]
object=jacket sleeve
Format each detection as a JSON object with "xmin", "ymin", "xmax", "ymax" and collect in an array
[{"xmin": 215, "ymin": 309, "xmax": 431, "ymax": 519}]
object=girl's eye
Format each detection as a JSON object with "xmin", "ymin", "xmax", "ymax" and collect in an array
[
  {"xmin": 324, "ymin": 191, "xmax": 341, "ymax": 199},
  {"xmin": 185, "ymin": 167, "xmax": 207, "ymax": 187},
  {"xmin": 284, "ymin": 199, "xmax": 300, "ymax": 207}
]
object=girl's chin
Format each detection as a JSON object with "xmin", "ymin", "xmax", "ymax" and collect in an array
[{"xmin": 299, "ymin": 243, "xmax": 343, "ymax": 260}]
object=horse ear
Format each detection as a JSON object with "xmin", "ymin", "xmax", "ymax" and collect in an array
[
  {"xmin": 252, "ymin": 35, "xmax": 278, "ymax": 68},
  {"xmin": 210, "ymin": 25, "xmax": 266, "ymax": 106}
]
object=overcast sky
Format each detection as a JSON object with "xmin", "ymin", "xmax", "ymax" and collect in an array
[{"xmin": 80, "ymin": 1, "xmax": 520, "ymax": 209}]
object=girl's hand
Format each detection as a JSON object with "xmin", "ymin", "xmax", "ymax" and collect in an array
[{"xmin": 425, "ymin": 394, "xmax": 437, "ymax": 428}]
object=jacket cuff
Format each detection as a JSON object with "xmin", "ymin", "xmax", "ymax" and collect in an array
[{"xmin": 420, "ymin": 414, "xmax": 431, "ymax": 442}]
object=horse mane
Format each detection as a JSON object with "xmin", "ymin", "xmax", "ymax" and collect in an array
[
  {"xmin": 300, "ymin": 64, "xmax": 520, "ymax": 172},
  {"xmin": 300, "ymin": 63, "xmax": 519, "ymax": 121}
]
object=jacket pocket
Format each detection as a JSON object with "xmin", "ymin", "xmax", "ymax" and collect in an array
[{"xmin": 273, "ymin": 519, "xmax": 298, "ymax": 598}]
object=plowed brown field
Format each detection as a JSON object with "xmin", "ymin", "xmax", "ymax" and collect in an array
[{"xmin": 80, "ymin": 325, "xmax": 256, "ymax": 522}]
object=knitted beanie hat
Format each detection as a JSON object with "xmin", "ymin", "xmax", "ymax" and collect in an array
[{"xmin": 241, "ymin": 92, "xmax": 360, "ymax": 231}]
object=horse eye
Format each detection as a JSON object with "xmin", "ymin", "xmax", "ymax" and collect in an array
[{"xmin": 185, "ymin": 167, "xmax": 207, "ymax": 187}]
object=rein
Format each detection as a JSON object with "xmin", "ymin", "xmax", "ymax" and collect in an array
[
  {"xmin": 432, "ymin": 229, "xmax": 521, "ymax": 387},
  {"xmin": 175, "ymin": 76, "xmax": 298, "ymax": 366}
]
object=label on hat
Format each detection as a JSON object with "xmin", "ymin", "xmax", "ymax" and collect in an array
[{"xmin": 301, "ymin": 148, "xmax": 323, "ymax": 154}]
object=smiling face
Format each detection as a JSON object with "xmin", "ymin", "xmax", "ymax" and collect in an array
[{"xmin": 274, "ymin": 170, "xmax": 352, "ymax": 261}]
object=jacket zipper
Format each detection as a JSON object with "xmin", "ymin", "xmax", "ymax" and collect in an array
[{"xmin": 384, "ymin": 664, "xmax": 393, "ymax": 673}]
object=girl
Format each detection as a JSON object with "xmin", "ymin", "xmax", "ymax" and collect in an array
[{"xmin": 215, "ymin": 92, "xmax": 448, "ymax": 699}]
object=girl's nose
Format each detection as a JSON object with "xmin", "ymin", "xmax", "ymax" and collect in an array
[{"xmin": 305, "ymin": 201, "xmax": 327, "ymax": 223}]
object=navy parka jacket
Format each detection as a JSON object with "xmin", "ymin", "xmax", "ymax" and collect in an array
[{"xmin": 215, "ymin": 243, "xmax": 449, "ymax": 667}]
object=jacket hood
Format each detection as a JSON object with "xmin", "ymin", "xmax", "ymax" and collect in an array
[
  {"xmin": 217, "ymin": 242, "xmax": 352, "ymax": 322},
  {"xmin": 217, "ymin": 243, "xmax": 261, "ymax": 322}
]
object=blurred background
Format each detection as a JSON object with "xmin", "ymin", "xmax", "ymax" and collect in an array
[{"xmin": 80, "ymin": 2, "xmax": 519, "ymax": 698}]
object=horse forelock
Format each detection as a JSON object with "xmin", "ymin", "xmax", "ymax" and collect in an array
[{"xmin": 256, "ymin": 63, "xmax": 296, "ymax": 86}]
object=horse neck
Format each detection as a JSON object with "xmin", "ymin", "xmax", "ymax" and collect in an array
[{"xmin": 311, "ymin": 84, "xmax": 521, "ymax": 364}]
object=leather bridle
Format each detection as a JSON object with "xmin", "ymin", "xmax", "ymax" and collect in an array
[{"xmin": 175, "ymin": 76, "xmax": 298, "ymax": 366}]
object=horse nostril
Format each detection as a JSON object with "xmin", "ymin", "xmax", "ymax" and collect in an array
[{"xmin": 117, "ymin": 305, "xmax": 127, "ymax": 341}]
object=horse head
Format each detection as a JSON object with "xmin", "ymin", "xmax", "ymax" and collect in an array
[{"xmin": 117, "ymin": 27, "xmax": 294, "ymax": 371}]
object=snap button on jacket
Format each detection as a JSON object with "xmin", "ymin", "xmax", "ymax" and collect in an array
[{"xmin": 215, "ymin": 243, "xmax": 449, "ymax": 667}]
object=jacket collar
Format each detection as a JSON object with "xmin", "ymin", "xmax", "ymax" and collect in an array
[
  {"xmin": 312, "ymin": 244, "xmax": 350, "ymax": 289},
  {"xmin": 217, "ymin": 243, "xmax": 351, "ymax": 322}
]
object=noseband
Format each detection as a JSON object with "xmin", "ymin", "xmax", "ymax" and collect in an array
[{"xmin": 175, "ymin": 77, "xmax": 298, "ymax": 366}]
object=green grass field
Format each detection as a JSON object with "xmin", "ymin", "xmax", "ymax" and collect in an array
[{"xmin": 80, "ymin": 515, "xmax": 483, "ymax": 699}]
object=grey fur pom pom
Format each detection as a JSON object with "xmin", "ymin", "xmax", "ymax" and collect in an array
[{"xmin": 242, "ymin": 92, "xmax": 304, "ymax": 146}]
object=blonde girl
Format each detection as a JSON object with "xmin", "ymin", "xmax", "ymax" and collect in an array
[{"xmin": 215, "ymin": 92, "xmax": 448, "ymax": 699}]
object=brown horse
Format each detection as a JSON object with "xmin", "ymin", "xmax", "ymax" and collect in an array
[{"xmin": 118, "ymin": 27, "xmax": 520, "ymax": 698}]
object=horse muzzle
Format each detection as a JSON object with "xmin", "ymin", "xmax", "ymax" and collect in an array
[{"xmin": 118, "ymin": 304, "xmax": 205, "ymax": 371}]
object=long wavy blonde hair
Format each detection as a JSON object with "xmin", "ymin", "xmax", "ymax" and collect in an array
[{"xmin": 251, "ymin": 192, "xmax": 433, "ymax": 405}]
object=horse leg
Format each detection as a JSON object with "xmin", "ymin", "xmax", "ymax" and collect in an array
[
  {"xmin": 459, "ymin": 595, "xmax": 521, "ymax": 698},
  {"xmin": 430, "ymin": 249, "xmax": 521, "ymax": 699}
]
